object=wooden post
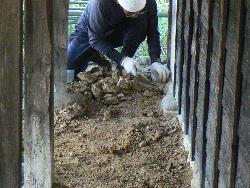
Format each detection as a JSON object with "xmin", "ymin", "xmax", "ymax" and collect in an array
[
  {"xmin": 167, "ymin": 0, "xmax": 173, "ymax": 78},
  {"xmin": 53, "ymin": 0, "xmax": 69, "ymax": 108},
  {"xmin": 23, "ymin": 0, "xmax": 54, "ymax": 187},
  {"xmin": 170, "ymin": 0, "xmax": 178, "ymax": 95},
  {"xmin": 218, "ymin": 0, "xmax": 246, "ymax": 187},
  {"xmin": 182, "ymin": 0, "xmax": 194, "ymax": 134},
  {"xmin": 236, "ymin": 1, "xmax": 250, "ymax": 187},
  {"xmin": 189, "ymin": 0, "xmax": 201, "ymax": 161},
  {"xmin": 195, "ymin": 0, "xmax": 214, "ymax": 186},
  {"xmin": 0, "ymin": 1, "xmax": 22, "ymax": 188},
  {"xmin": 175, "ymin": 0, "xmax": 185, "ymax": 115},
  {"xmin": 204, "ymin": 0, "xmax": 228, "ymax": 187}
]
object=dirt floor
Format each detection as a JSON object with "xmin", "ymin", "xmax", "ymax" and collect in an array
[{"xmin": 53, "ymin": 63, "xmax": 192, "ymax": 187}]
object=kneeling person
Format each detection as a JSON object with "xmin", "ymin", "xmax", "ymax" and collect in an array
[{"xmin": 67, "ymin": 0, "xmax": 168, "ymax": 83}]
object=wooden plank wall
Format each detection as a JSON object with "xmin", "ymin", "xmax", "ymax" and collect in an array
[
  {"xmin": 0, "ymin": 1, "xmax": 22, "ymax": 187},
  {"xmin": 23, "ymin": 0, "xmax": 54, "ymax": 187},
  {"xmin": 171, "ymin": 0, "xmax": 250, "ymax": 187},
  {"xmin": 0, "ymin": 0, "xmax": 68, "ymax": 187}
]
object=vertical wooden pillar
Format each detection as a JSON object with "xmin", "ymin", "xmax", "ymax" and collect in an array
[
  {"xmin": 167, "ymin": 0, "xmax": 172, "ymax": 72},
  {"xmin": 0, "ymin": 1, "xmax": 22, "ymax": 188},
  {"xmin": 204, "ymin": 0, "xmax": 228, "ymax": 187},
  {"xmin": 182, "ymin": 0, "xmax": 194, "ymax": 134},
  {"xmin": 219, "ymin": 0, "xmax": 246, "ymax": 187},
  {"xmin": 189, "ymin": 0, "xmax": 201, "ymax": 161},
  {"xmin": 236, "ymin": 1, "xmax": 250, "ymax": 187},
  {"xmin": 23, "ymin": 0, "xmax": 54, "ymax": 187},
  {"xmin": 167, "ymin": 0, "xmax": 173, "ymax": 80},
  {"xmin": 195, "ymin": 0, "xmax": 214, "ymax": 186},
  {"xmin": 175, "ymin": 0, "xmax": 185, "ymax": 115},
  {"xmin": 170, "ymin": 0, "xmax": 178, "ymax": 94},
  {"xmin": 53, "ymin": 0, "xmax": 69, "ymax": 108}
]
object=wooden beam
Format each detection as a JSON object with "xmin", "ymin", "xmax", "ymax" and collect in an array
[
  {"xmin": 189, "ymin": 0, "xmax": 202, "ymax": 160},
  {"xmin": 170, "ymin": 0, "xmax": 178, "ymax": 88},
  {"xmin": 182, "ymin": 0, "xmax": 194, "ymax": 134},
  {"xmin": 218, "ymin": 0, "xmax": 246, "ymax": 187},
  {"xmin": 236, "ymin": 1, "xmax": 250, "ymax": 187},
  {"xmin": 195, "ymin": 0, "xmax": 215, "ymax": 186},
  {"xmin": 204, "ymin": 0, "xmax": 229, "ymax": 187},
  {"xmin": 53, "ymin": 0, "xmax": 69, "ymax": 107},
  {"xmin": 0, "ymin": 1, "xmax": 22, "ymax": 188},
  {"xmin": 23, "ymin": 0, "xmax": 54, "ymax": 187},
  {"xmin": 175, "ymin": 0, "xmax": 185, "ymax": 115},
  {"xmin": 167, "ymin": 0, "xmax": 172, "ymax": 72}
]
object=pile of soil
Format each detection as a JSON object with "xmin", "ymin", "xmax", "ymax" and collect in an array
[{"xmin": 54, "ymin": 92, "xmax": 192, "ymax": 187}]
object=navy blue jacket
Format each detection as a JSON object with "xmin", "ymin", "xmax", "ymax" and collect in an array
[{"xmin": 72, "ymin": 0, "xmax": 161, "ymax": 64}]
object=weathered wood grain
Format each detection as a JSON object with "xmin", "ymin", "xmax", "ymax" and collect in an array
[
  {"xmin": 174, "ymin": 0, "xmax": 181, "ymax": 98},
  {"xmin": 195, "ymin": 0, "xmax": 214, "ymax": 186},
  {"xmin": 53, "ymin": 0, "xmax": 69, "ymax": 108},
  {"xmin": 182, "ymin": 0, "xmax": 194, "ymax": 134},
  {"xmin": 218, "ymin": 0, "xmax": 245, "ymax": 187},
  {"xmin": 205, "ymin": 0, "xmax": 228, "ymax": 187},
  {"xmin": 176, "ymin": 0, "xmax": 185, "ymax": 115},
  {"xmin": 236, "ymin": 1, "xmax": 250, "ymax": 187},
  {"xmin": 0, "ymin": 1, "xmax": 22, "ymax": 188},
  {"xmin": 171, "ymin": 0, "xmax": 250, "ymax": 186},
  {"xmin": 23, "ymin": 0, "xmax": 54, "ymax": 187},
  {"xmin": 189, "ymin": 0, "xmax": 202, "ymax": 161},
  {"xmin": 170, "ymin": 0, "xmax": 178, "ymax": 95},
  {"xmin": 167, "ymin": 0, "xmax": 173, "ymax": 70}
]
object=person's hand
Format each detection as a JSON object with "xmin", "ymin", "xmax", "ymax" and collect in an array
[
  {"xmin": 150, "ymin": 62, "xmax": 169, "ymax": 82},
  {"xmin": 121, "ymin": 57, "xmax": 140, "ymax": 76}
]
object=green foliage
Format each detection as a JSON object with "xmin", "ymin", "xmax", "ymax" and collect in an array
[
  {"xmin": 136, "ymin": 2, "xmax": 169, "ymax": 61},
  {"xmin": 68, "ymin": 21, "xmax": 76, "ymax": 35},
  {"xmin": 68, "ymin": 3, "xmax": 85, "ymax": 34}
]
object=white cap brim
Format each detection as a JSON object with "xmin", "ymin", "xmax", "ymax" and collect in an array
[{"xmin": 118, "ymin": 0, "xmax": 146, "ymax": 12}]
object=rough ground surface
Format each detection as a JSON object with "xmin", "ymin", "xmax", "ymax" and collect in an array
[{"xmin": 53, "ymin": 63, "xmax": 192, "ymax": 188}]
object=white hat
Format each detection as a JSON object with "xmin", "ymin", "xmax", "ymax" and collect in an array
[{"xmin": 117, "ymin": 0, "xmax": 146, "ymax": 12}]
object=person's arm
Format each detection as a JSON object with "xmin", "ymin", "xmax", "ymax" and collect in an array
[
  {"xmin": 147, "ymin": 0, "xmax": 161, "ymax": 63},
  {"xmin": 87, "ymin": 0, "xmax": 125, "ymax": 64}
]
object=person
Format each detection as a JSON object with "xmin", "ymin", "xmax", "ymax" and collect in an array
[{"xmin": 67, "ymin": 0, "xmax": 168, "ymax": 83}]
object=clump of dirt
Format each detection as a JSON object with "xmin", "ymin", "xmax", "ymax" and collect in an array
[
  {"xmin": 54, "ymin": 61, "xmax": 191, "ymax": 187},
  {"xmin": 54, "ymin": 93, "xmax": 192, "ymax": 187}
]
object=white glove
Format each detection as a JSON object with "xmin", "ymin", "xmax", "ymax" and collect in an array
[
  {"xmin": 121, "ymin": 57, "xmax": 140, "ymax": 76},
  {"xmin": 150, "ymin": 62, "xmax": 169, "ymax": 83}
]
